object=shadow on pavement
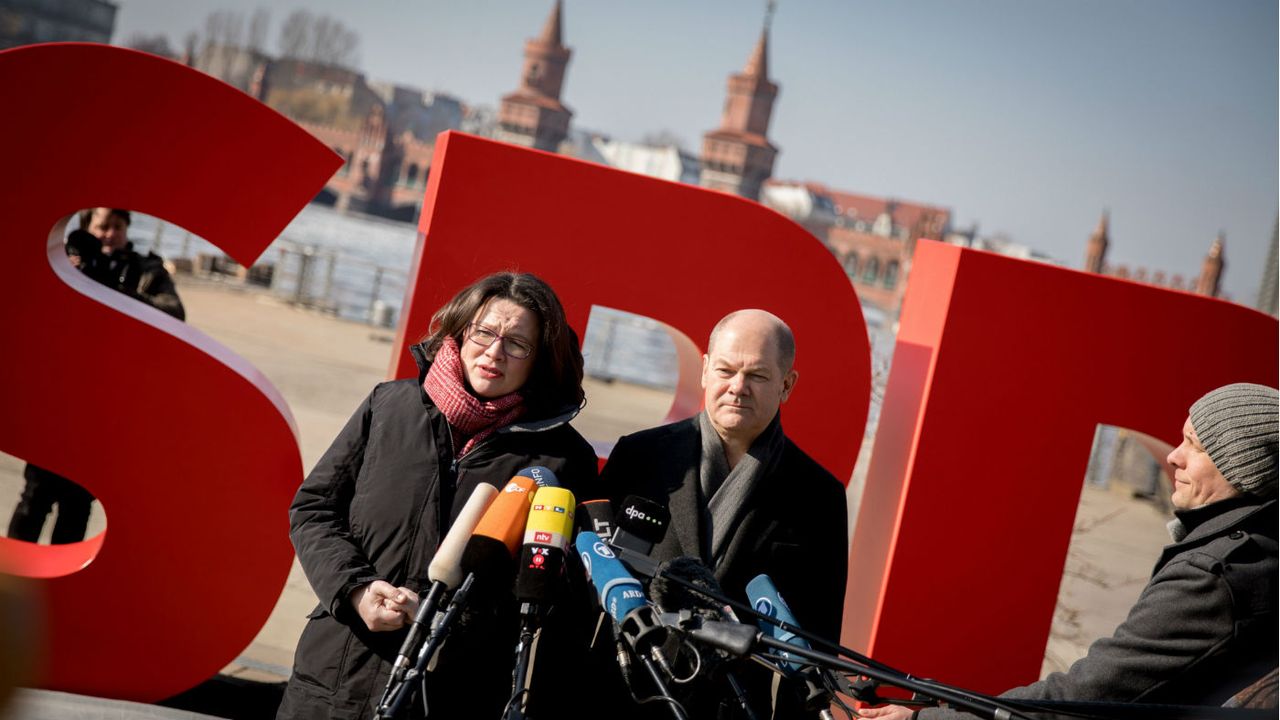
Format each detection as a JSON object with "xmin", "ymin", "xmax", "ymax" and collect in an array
[{"xmin": 159, "ymin": 675, "xmax": 285, "ymax": 720}]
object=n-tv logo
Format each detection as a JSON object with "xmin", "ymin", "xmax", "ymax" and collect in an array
[{"xmin": 534, "ymin": 531, "xmax": 552, "ymax": 544}]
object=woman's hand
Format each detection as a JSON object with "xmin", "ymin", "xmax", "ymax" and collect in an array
[{"xmin": 349, "ymin": 581, "xmax": 420, "ymax": 631}]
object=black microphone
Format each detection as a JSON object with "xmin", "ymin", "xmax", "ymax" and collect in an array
[
  {"xmin": 612, "ymin": 495, "xmax": 670, "ymax": 555},
  {"xmin": 576, "ymin": 498, "xmax": 615, "ymax": 541},
  {"xmin": 652, "ymin": 557, "xmax": 761, "ymax": 720},
  {"xmin": 652, "ymin": 556, "xmax": 734, "ymax": 623}
]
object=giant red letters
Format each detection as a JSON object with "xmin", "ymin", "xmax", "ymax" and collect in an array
[
  {"xmin": 390, "ymin": 131, "xmax": 872, "ymax": 481},
  {"xmin": 845, "ymin": 240, "xmax": 1279, "ymax": 692},
  {"xmin": 0, "ymin": 44, "xmax": 340, "ymax": 701},
  {"xmin": 4, "ymin": 43, "xmax": 1278, "ymax": 704}
]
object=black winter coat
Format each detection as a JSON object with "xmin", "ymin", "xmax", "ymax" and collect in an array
[
  {"xmin": 277, "ymin": 350, "xmax": 600, "ymax": 720},
  {"xmin": 599, "ymin": 417, "xmax": 849, "ymax": 719},
  {"xmin": 919, "ymin": 495, "xmax": 1278, "ymax": 718}
]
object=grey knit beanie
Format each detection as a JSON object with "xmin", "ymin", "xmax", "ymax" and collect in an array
[{"xmin": 1189, "ymin": 383, "xmax": 1278, "ymax": 501}]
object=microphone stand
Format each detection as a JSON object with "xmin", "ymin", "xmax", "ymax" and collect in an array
[
  {"xmin": 377, "ymin": 581, "xmax": 448, "ymax": 712},
  {"xmin": 506, "ymin": 602, "xmax": 540, "ymax": 720},
  {"xmin": 643, "ymin": 565, "xmax": 1030, "ymax": 720},
  {"xmin": 751, "ymin": 634, "xmax": 1030, "ymax": 720},
  {"xmin": 617, "ymin": 546, "xmax": 901, "ymax": 677},
  {"xmin": 377, "ymin": 572, "xmax": 476, "ymax": 719},
  {"xmin": 635, "ymin": 646, "xmax": 689, "ymax": 720},
  {"xmin": 723, "ymin": 671, "xmax": 761, "ymax": 720}
]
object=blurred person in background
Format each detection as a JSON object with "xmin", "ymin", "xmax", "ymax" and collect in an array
[{"xmin": 6, "ymin": 208, "xmax": 184, "ymax": 544}]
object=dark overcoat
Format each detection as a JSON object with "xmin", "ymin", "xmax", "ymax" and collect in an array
[
  {"xmin": 600, "ymin": 416, "xmax": 850, "ymax": 719},
  {"xmin": 277, "ymin": 347, "xmax": 600, "ymax": 720}
]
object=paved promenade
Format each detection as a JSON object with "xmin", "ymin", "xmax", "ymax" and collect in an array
[{"xmin": 0, "ymin": 276, "xmax": 1172, "ymax": 716}]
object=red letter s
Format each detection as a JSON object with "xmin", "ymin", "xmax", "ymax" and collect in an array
[{"xmin": 0, "ymin": 44, "xmax": 340, "ymax": 701}]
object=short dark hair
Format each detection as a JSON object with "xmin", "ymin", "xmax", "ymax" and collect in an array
[
  {"xmin": 421, "ymin": 272, "xmax": 585, "ymax": 416},
  {"xmin": 78, "ymin": 208, "xmax": 132, "ymax": 230}
]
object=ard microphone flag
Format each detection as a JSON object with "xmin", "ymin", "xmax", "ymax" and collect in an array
[{"xmin": 575, "ymin": 530, "xmax": 647, "ymax": 622}]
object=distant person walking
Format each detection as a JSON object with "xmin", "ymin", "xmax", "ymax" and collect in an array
[{"xmin": 7, "ymin": 208, "xmax": 185, "ymax": 544}]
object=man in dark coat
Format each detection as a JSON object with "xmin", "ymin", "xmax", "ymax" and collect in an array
[
  {"xmin": 861, "ymin": 383, "xmax": 1279, "ymax": 719},
  {"xmin": 601, "ymin": 309, "xmax": 849, "ymax": 719}
]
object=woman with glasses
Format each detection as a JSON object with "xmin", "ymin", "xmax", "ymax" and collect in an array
[{"xmin": 278, "ymin": 272, "xmax": 599, "ymax": 720}]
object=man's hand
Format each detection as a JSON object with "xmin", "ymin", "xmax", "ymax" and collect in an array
[
  {"xmin": 349, "ymin": 581, "xmax": 420, "ymax": 632},
  {"xmin": 857, "ymin": 705, "xmax": 916, "ymax": 719}
]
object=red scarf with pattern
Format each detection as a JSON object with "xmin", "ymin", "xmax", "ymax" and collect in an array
[{"xmin": 423, "ymin": 336, "xmax": 526, "ymax": 457}]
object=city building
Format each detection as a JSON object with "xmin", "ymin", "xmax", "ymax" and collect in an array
[
  {"xmin": 0, "ymin": 0, "xmax": 116, "ymax": 50},
  {"xmin": 494, "ymin": 0, "xmax": 573, "ymax": 153},
  {"xmin": 588, "ymin": 137, "xmax": 702, "ymax": 185},
  {"xmin": 699, "ymin": 20, "xmax": 779, "ymax": 202},
  {"xmin": 1081, "ymin": 210, "xmax": 1225, "ymax": 298},
  {"xmin": 763, "ymin": 180, "xmax": 951, "ymax": 316}
]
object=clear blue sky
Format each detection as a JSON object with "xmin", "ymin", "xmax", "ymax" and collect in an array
[{"xmin": 113, "ymin": 0, "xmax": 1278, "ymax": 302}]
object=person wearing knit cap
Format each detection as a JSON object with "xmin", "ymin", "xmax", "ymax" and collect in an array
[{"xmin": 861, "ymin": 383, "xmax": 1278, "ymax": 719}]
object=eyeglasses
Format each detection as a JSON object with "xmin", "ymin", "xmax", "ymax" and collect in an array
[{"xmin": 466, "ymin": 323, "xmax": 535, "ymax": 359}]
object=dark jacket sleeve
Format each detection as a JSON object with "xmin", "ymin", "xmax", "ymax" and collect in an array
[
  {"xmin": 916, "ymin": 552, "xmax": 1239, "ymax": 719},
  {"xmin": 137, "ymin": 259, "xmax": 185, "ymax": 320},
  {"xmin": 288, "ymin": 386, "xmax": 383, "ymax": 617}
]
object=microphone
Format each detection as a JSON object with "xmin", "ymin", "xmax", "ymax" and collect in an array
[
  {"xmin": 576, "ymin": 531, "xmax": 687, "ymax": 720},
  {"xmin": 458, "ymin": 474, "xmax": 539, "ymax": 592},
  {"xmin": 379, "ymin": 473, "xmax": 541, "ymax": 718},
  {"xmin": 611, "ymin": 495, "xmax": 670, "ymax": 555},
  {"xmin": 514, "ymin": 485, "xmax": 577, "ymax": 605},
  {"xmin": 575, "ymin": 531, "xmax": 651, "ymax": 627},
  {"xmin": 652, "ymin": 556, "xmax": 736, "ymax": 622},
  {"xmin": 746, "ymin": 574, "xmax": 837, "ymax": 719},
  {"xmin": 509, "ymin": 484, "xmax": 576, "ymax": 719},
  {"xmin": 516, "ymin": 465, "xmax": 560, "ymax": 488},
  {"xmin": 745, "ymin": 574, "xmax": 812, "ymax": 673},
  {"xmin": 386, "ymin": 483, "xmax": 498, "ymax": 689},
  {"xmin": 576, "ymin": 498, "xmax": 615, "ymax": 541},
  {"xmin": 653, "ymin": 557, "xmax": 761, "ymax": 720},
  {"xmin": 378, "ymin": 478, "xmax": 530, "ymax": 718}
]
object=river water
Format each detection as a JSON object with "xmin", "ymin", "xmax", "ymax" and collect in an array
[{"xmin": 126, "ymin": 204, "xmax": 684, "ymax": 389}]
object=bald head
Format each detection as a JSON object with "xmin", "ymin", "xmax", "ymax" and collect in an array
[
  {"xmin": 701, "ymin": 309, "xmax": 799, "ymax": 451},
  {"xmin": 708, "ymin": 309, "xmax": 795, "ymax": 374}
]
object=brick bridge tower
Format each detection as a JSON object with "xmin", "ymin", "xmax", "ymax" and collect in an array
[
  {"xmin": 699, "ymin": 3, "xmax": 781, "ymax": 202},
  {"xmin": 496, "ymin": 0, "xmax": 573, "ymax": 152}
]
